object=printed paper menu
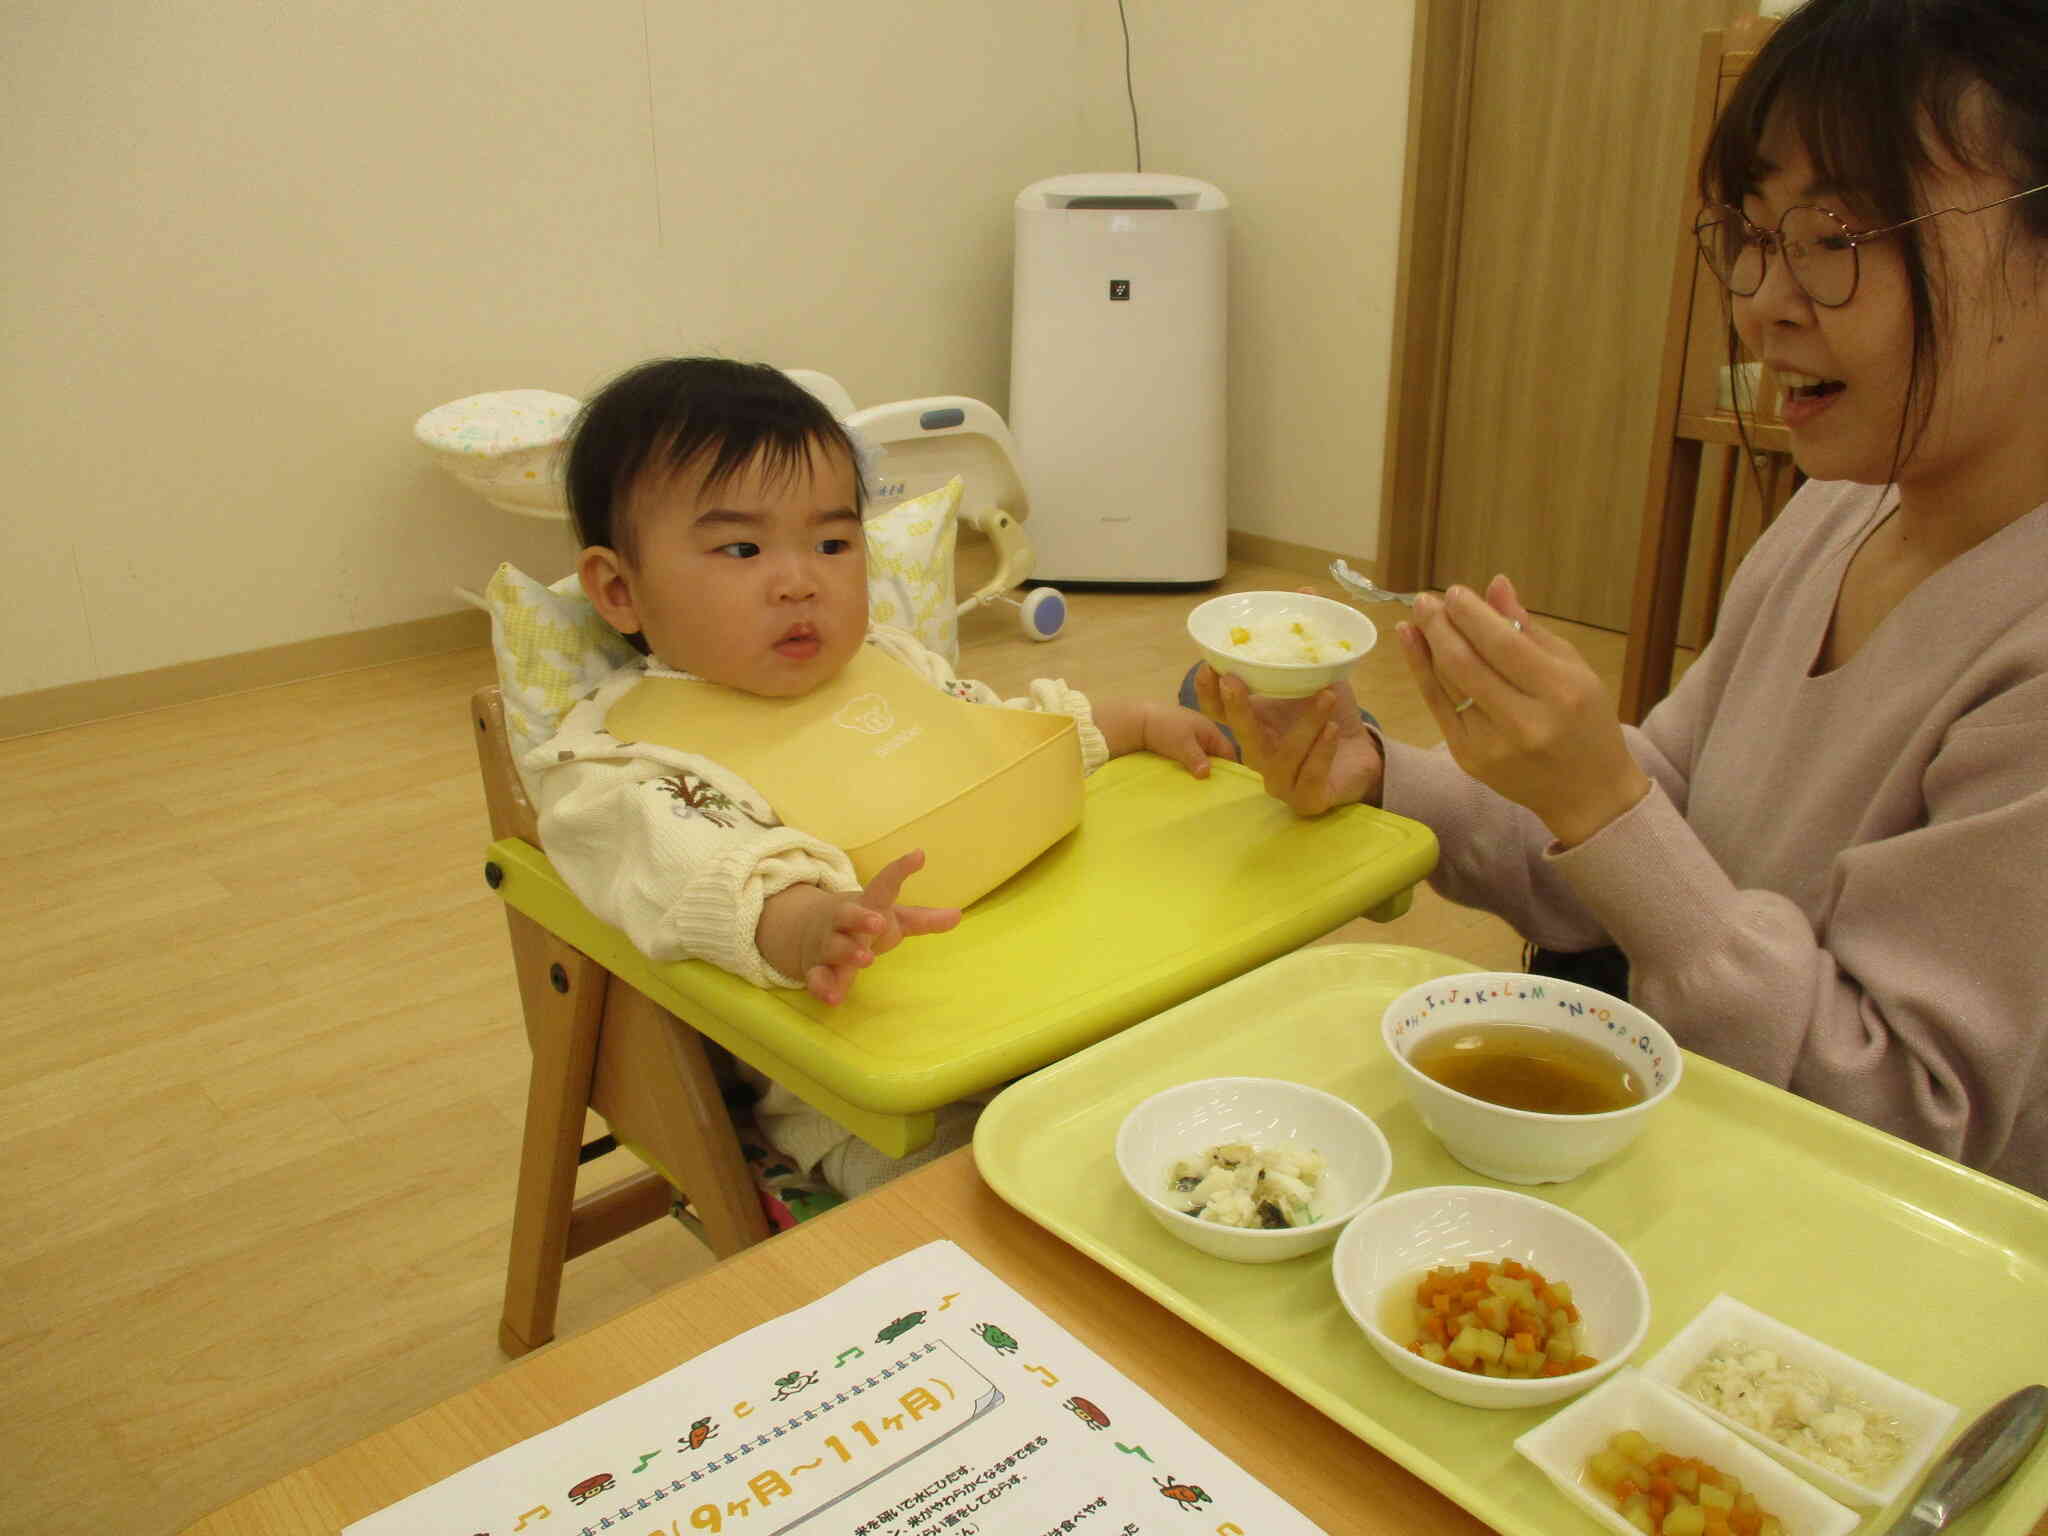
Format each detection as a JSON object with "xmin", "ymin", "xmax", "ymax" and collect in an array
[{"xmin": 347, "ymin": 1240, "xmax": 1324, "ymax": 1536}]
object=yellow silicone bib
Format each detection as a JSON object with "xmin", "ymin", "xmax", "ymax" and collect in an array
[{"xmin": 605, "ymin": 646, "xmax": 1083, "ymax": 908}]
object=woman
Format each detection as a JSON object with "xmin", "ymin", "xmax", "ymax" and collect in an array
[{"xmin": 1200, "ymin": 0, "xmax": 2048, "ymax": 1196}]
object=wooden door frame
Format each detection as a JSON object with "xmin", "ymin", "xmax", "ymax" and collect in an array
[{"xmin": 1375, "ymin": 0, "xmax": 1479, "ymax": 592}]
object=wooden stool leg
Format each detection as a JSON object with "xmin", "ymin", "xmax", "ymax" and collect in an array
[
  {"xmin": 499, "ymin": 909, "xmax": 608, "ymax": 1357},
  {"xmin": 589, "ymin": 986, "xmax": 773, "ymax": 1259}
]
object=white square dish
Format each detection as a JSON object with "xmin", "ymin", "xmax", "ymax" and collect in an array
[
  {"xmin": 1514, "ymin": 1369, "xmax": 1859, "ymax": 1536},
  {"xmin": 1639, "ymin": 1292, "xmax": 1961, "ymax": 1508}
]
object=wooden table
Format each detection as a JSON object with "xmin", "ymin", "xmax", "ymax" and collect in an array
[{"xmin": 182, "ymin": 1148, "xmax": 1493, "ymax": 1535}]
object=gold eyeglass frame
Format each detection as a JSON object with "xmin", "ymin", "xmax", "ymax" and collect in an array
[{"xmin": 1694, "ymin": 180, "xmax": 2048, "ymax": 308}]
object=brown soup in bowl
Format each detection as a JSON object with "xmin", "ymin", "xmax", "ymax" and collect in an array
[{"xmin": 1408, "ymin": 1022, "xmax": 1645, "ymax": 1115}]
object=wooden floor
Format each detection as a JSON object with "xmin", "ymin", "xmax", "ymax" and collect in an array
[{"xmin": 0, "ymin": 553, "xmax": 1632, "ymax": 1536}]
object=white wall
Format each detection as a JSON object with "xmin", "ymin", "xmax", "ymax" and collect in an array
[
  {"xmin": 1, "ymin": 0, "xmax": 1413, "ymax": 701},
  {"xmin": 1082, "ymin": 1, "xmax": 1414, "ymax": 561}
]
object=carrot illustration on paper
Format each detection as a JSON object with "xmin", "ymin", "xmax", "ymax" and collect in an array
[
  {"xmin": 679, "ymin": 1416, "xmax": 718, "ymax": 1451},
  {"xmin": 1153, "ymin": 1474, "xmax": 1212, "ymax": 1511}
]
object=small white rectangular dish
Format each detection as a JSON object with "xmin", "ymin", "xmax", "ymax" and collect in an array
[
  {"xmin": 1515, "ymin": 1369, "xmax": 1860, "ymax": 1536},
  {"xmin": 1639, "ymin": 1292, "xmax": 1961, "ymax": 1509}
]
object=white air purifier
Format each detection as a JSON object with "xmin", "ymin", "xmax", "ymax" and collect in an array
[{"xmin": 1009, "ymin": 172, "xmax": 1228, "ymax": 586}]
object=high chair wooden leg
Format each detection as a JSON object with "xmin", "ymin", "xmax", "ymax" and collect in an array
[
  {"xmin": 586, "ymin": 984, "xmax": 772, "ymax": 1260},
  {"xmin": 497, "ymin": 906, "xmax": 776, "ymax": 1357},
  {"xmin": 499, "ymin": 910, "xmax": 610, "ymax": 1357}
]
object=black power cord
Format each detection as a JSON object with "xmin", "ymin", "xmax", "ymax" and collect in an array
[{"xmin": 1117, "ymin": 0, "xmax": 1143, "ymax": 171}]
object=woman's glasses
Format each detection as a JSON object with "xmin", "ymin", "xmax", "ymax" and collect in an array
[{"xmin": 1694, "ymin": 181, "xmax": 2048, "ymax": 308}]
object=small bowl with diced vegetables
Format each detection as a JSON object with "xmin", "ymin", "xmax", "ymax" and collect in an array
[
  {"xmin": 1514, "ymin": 1369, "xmax": 1859, "ymax": 1536},
  {"xmin": 1115, "ymin": 1077, "xmax": 1394, "ymax": 1263},
  {"xmin": 1187, "ymin": 590, "xmax": 1379, "ymax": 699},
  {"xmin": 1332, "ymin": 1184, "xmax": 1650, "ymax": 1409}
]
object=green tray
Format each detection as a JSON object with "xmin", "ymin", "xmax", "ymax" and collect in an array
[{"xmin": 973, "ymin": 943, "xmax": 2048, "ymax": 1536}]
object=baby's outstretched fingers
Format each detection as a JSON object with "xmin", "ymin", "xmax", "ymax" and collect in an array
[
  {"xmin": 894, "ymin": 903, "xmax": 961, "ymax": 935},
  {"xmin": 859, "ymin": 848, "xmax": 929, "ymax": 910},
  {"xmin": 806, "ymin": 961, "xmax": 858, "ymax": 1006},
  {"xmin": 858, "ymin": 849, "xmax": 962, "ymax": 957}
]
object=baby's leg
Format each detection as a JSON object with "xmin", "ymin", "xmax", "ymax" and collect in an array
[{"xmin": 818, "ymin": 1101, "xmax": 982, "ymax": 1198}]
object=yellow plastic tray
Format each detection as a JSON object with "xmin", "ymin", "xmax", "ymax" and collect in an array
[
  {"xmin": 973, "ymin": 943, "xmax": 2048, "ymax": 1536},
  {"xmin": 489, "ymin": 754, "xmax": 1437, "ymax": 1155}
]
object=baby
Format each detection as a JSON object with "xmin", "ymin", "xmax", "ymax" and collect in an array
[{"xmin": 531, "ymin": 356, "xmax": 1230, "ymax": 1193}]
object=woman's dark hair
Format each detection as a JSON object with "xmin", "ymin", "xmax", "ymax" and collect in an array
[
  {"xmin": 564, "ymin": 355, "xmax": 863, "ymax": 562},
  {"xmin": 1699, "ymin": 0, "xmax": 2048, "ymax": 472}
]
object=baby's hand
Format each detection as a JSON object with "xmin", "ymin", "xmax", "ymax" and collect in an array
[
  {"xmin": 796, "ymin": 849, "xmax": 960, "ymax": 1006},
  {"xmin": 1139, "ymin": 700, "xmax": 1237, "ymax": 778}
]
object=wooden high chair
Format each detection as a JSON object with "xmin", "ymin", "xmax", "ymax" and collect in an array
[
  {"xmin": 474, "ymin": 687, "xmax": 771, "ymax": 1357},
  {"xmin": 473, "ymin": 684, "xmax": 1438, "ymax": 1355}
]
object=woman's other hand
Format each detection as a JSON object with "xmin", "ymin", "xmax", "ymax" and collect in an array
[
  {"xmin": 1191, "ymin": 663, "xmax": 1385, "ymax": 815},
  {"xmin": 1398, "ymin": 575, "xmax": 1648, "ymax": 846}
]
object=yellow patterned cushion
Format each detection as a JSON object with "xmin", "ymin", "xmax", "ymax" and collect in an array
[
  {"xmin": 483, "ymin": 564, "xmax": 641, "ymax": 776},
  {"xmin": 864, "ymin": 476, "xmax": 962, "ymax": 664}
]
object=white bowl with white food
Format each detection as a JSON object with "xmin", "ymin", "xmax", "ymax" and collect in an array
[
  {"xmin": 1331, "ymin": 1184, "xmax": 1650, "ymax": 1409},
  {"xmin": 1187, "ymin": 590, "xmax": 1378, "ymax": 699},
  {"xmin": 1639, "ymin": 1293, "xmax": 1961, "ymax": 1509},
  {"xmin": 1515, "ymin": 1369, "xmax": 1860, "ymax": 1536},
  {"xmin": 1115, "ymin": 1076, "xmax": 1393, "ymax": 1263}
]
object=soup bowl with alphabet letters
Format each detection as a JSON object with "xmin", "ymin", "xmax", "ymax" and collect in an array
[{"xmin": 1380, "ymin": 973, "xmax": 1681, "ymax": 1184}]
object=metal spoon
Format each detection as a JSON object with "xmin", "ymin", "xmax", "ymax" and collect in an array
[
  {"xmin": 1330, "ymin": 558, "xmax": 1419, "ymax": 606},
  {"xmin": 1881, "ymin": 1384, "xmax": 2048, "ymax": 1535}
]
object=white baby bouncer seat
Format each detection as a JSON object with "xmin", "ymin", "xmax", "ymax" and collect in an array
[{"xmin": 415, "ymin": 371, "xmax": 1068, "ymax": 654}]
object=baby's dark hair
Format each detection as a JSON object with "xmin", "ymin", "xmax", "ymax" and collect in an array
[
  {"xmin": 1700, "ymin": 0, "xmax": 2048, "ymax": 470},
  {"xmin": 564, "ymin": 355, "xmax": 864, "ymax": 565}
]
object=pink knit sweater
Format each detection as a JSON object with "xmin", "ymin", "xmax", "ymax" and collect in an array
[{"xmin": 1384, "ymin": 479, "xmax": 2048, "ymax": 1199}]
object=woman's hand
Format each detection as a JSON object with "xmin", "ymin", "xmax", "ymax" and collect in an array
[
  {"xmin": 1397, "ymin": 575, "xmax": 1648, "ymax": 846},
  {"xmin": 762, "ymin": 850, "xmax": 961, "ymax": 1005},
  {"xmin": 1191, "ymin": 663, "xmax": 1385, "ymax": 815}
]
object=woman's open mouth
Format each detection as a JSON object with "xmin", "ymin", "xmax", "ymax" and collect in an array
[{"xmin": 1777, "ymin": 370, "xmax": 1845, "ymax": 426}]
